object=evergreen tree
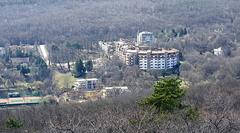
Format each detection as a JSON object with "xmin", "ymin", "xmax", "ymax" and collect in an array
[
  {"xmin": 35, "ymin": 56, "xmax": 47, "ymax": 68},
  {"xmin": 141, "ymin": 77, "xmax": 185, "ymax": 113},
  {"xmin": 20, "ymin": 65, "xmax": 30, "ymax": 76},
  {"xmin": 15, "ymin": 49, "xmax": 25, "ymax": 57},
  {"xmin": 73, "ymin": 59, "xmax": 86, "ymax": 78},
  {"xmin": 51, "ymin": 45, "xmax": 59, "ymax": 51},
  {"xmin": 6, "ymin": 117, "xmax": 23, "ymax": 129},
  {"xmin": 85, "ymin": 60, "xmax": 93, "ymax": 72},
  {"xmin": 34, "ymin": 56, "xmax": 50, "ymax": 81}
]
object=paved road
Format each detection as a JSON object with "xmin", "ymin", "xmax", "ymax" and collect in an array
[
  {"xmin": 37, "ymin": 45, "xmax": 51, "ymax": 66},
  {"xmin": 37, "ymin": 45, "xmax": 74, "ymax": 68},
  {"xmin": 37, "ymin": 45, "xmax": 100, "ymax": 69}
]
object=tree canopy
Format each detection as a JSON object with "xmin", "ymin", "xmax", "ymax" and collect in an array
[
  {"xmin": 85, "ymin": 60, "xmax": 93, "ymax": 72},
  {"xmin": 141, "ymin": 77, "xmax": 185, "ymax": 113},
  {"xmin": 73, "ymin": 59, "xmax": 86, "ymax": 78},
  {"xmin": 6, "ymin": 117, "xmax": 23, "ymax": 129}
]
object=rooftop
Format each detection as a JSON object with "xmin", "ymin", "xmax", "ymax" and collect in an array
[
  {"xmin": 138, "ymin": 31, "xmax": 153, "ymax": 35},
  {"xmin": 76, "ymin": 78, "xmax": 98, "ymax": 82},
  {"xmin": 131, "ymin": 47, "xmax": 179, "ymax": 54}
]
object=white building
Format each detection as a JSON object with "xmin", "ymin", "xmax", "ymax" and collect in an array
[
  {"xmin": 138, "ymin": 48, "xmax": 179, "ymax": 70},
  {"xmin": 74, "ymin": 78, "xmax": 99, "ymax": 91},
  {"xmin": 11, "ymin": 57, "xmax": 30, "ymax": 65},
  {"xmin": 137, "ymin": 31, "xmax": 155, "ymax": 45},
  {"xmin": 125, "ymin": 49, "xmax": 138, "ymax": 65},
  {"xmin": 101, "ymin": 86, "xmax": 130, "ymax": 98},
  {"xmin": 118, "ymin": 46, "xmax": 179, "ymax": 70},
  {"xmin": 98, "ymin": 32, "xmax": 179, "ymax": 71},
  {"xmin": 213, "ymin": 47, "xmax": 224, "ymax": 56},
  {"xmin": 0, "ymin": 47, "xmax": 5, "ymax": 56}
]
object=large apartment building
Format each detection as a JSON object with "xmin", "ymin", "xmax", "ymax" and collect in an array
[
  {"xmin": 116, "ymin": 45, "xmax": 179, "ymax": 70},
  {"xmin": 138, "ymin": 48, "xmax": 179, "ymax": 70},
  {"xmin": 99, "ymin": 32, "xmax": 180, "ymax": 70}
]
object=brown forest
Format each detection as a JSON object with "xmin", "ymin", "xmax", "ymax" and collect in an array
[{"xmin": 1, "ymin": 0, "xmax": 240, "ymax": 132}]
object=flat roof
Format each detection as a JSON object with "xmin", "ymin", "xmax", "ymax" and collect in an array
[
  {"xmin": 0, "ymin": 97, "xmax": 43, "ymax": 105},
  {"xmin": 138, "ymin": 31, "xmax": 153, "ymax": 35},
  {"xmin": 76, "ymin": 78, "xmax": 98, "ymax": 82},
  {"xmin": 137, "ymin": 48, "xmax": 179, "ymax": 54},
  {"xmin": 126, "ymin": 49, "xmax": 138, "ymax": 53}
]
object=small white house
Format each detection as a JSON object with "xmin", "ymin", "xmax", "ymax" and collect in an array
[
  {"xmin": 0, "ymin": 47, "xmax": 5, "ymax": 56},
  {"xmin": 213, "ymin": 47, "xmax": 224, "ymax": 56},
  {"xmin": 74, "ymin": 78, "xmax": 99, "ymax": 91}
]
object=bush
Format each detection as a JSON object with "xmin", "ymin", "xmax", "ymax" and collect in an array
[{"xmin": 6, "ymin": 117, "xmax": 23, "ymax": 129}]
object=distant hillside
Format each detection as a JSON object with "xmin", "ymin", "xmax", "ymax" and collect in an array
[{"xmin": 0, "ymin": 0, "xmax": 239, "ymax": 45}]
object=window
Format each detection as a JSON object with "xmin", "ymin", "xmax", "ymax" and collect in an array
[
  {"xmin": 93, "ymin": 83, "xmax": 96, "ymax": 89},
  {"xmin": 87, "ymin": 81, "xmax": 92, "ymax": 89}
]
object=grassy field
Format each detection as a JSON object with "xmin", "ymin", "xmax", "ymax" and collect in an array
[{"xmin": 53, "ymin": 72, "xmax": 76, "ymax": 89}]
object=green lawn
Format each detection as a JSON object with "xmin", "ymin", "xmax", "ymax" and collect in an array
[{"xmin": 53, "ymin": 71, "xmax": 76, "ymax": 89}]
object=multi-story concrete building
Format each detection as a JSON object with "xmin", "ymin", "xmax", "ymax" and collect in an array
[
  {"xmin": 10, "ymin": 57, "xmax": 30, "ymax": 66},
  {"xmin": 125, "ymin": 49, "xmax": 138, "ymax": 65},
  {"xmin": 99, "ymin": 39, "xmax": 136, "ymax": 58},
  {"xmin": 99, "ymin": 32, "xmax": 179, "ymax": 71},
  {"xmin": 115, "ymin": 40, "xmax": 136, "ymax": 64},
  {"xmin": 99, "ymin": 41, "xmax": 115, "ymax": 56},
  {"xmin": 137, "ymin": 31, "xmax": 155, "ymax": 45},
  {"xmin": 118, "ymin": 46, "xmax": 179, "ymax": 70},
  {"xmin": 8, "ymin": 45, "xmax": 35, "ymax": 55}
]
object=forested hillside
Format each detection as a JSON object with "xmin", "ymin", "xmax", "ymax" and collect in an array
[
  {"xmin": 0, "ymin": 0, "xmax": 240, "ymax": 45},
  {"xmin": 1, "ymin": 0, "xmax": 240, "ymax": 133}
]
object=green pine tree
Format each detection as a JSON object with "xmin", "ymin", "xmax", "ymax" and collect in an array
[
  {"xmin": 85, "ymin": 60, "xmax": 93, "ymax": 72},
  {"xmin": 141, "ymin": 77, "xmax": 185, "ymax": 113},
  {"xmin": 73, "ymin": 59, "xmax": 86, "ymax": 78},
  {"xmin": 19, "ymin": 65, "xmax": 30, "ymax": 76}
]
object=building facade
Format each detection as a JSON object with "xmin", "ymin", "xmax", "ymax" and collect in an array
[
  {"xmin": 99, "ymin": 41, "xmax": 115, "ymax": 56},
  {"xmin": 137, "ymin": 31, "xmax": 155, "ymax": 45},
  {"xmin": 8, "ymin": 45, "xmax": 35, "ymax": 55},
  {"xmin": 99, "ymin": 32, "xmax": 179, "ymax": 71},
  {"xmin": 118, "ymin": 46, "xmax": 179, "ymax": 70},
  {"xmin": 74, "ymin": 78, "xmax": 99, "ymax": 91},
  {"xmin": 0, "ymin": 47, "xmax": 5, "ymax": 56},
  {"xmin": 11, "ymin": 57, "xmax": 30, "ymax": 66},
  {"xmin": 213, "ymin": 47, "xmax": 224, "ymax": 56}
]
